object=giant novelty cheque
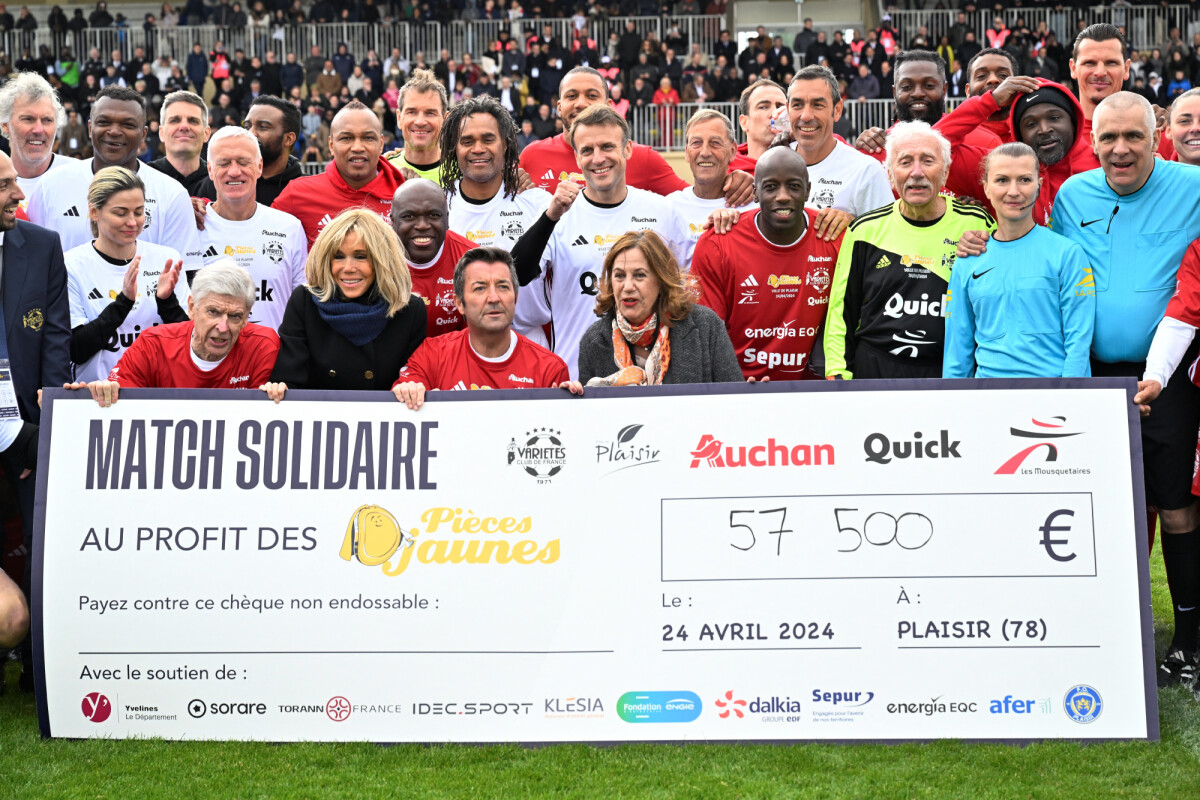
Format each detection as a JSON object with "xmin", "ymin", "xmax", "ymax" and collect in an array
[{"xmin": 35, "ymin": 380, "xmax": 1157, "ymax": 742}]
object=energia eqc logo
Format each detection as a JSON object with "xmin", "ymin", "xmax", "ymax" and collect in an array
[
  {"xmin": 688, "ymin": 435, "xmax": 834, "ymax": 468},
  {"xmin": 1064, "ymin": 685, "xmax": 1103, "ymax": 723},
  {"xmin": 995, "ymin": 416, "xmax": 1089, "ymax": 475},
  {"xmin": 508, "ymin": 428, "xmax": 566, "ymax": 482},
  {"xmin": 616, "ymin": 691, "xmax": 702, "ymax": 723}
]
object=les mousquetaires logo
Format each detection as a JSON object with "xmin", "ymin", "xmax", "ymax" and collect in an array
[{"xmin": 340, "ymin": 504, "xmax": 559, "ymax": 576}]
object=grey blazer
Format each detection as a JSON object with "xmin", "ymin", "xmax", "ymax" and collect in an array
[{"xmin": 577, "ymin": 305, "xmax": 744, "ymax": 385}]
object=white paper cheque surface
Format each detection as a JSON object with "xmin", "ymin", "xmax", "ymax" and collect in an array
[{"xmin": 34, "ymin": 380, "xmax": 1157, "ymax": 742}]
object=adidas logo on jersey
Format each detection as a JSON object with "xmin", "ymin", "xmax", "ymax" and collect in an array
[
  {"xmin": 63, "ymin": 206, "xmax": 80, "ymax": 217},
  {"xmin": 571, "ymin": 235, "xmax": 588, "ymax": 246},
  {"xmin": 541, "ymin": 170, "xmax": 553, "ymax": 180},
  {"xmin": 452, "ymin": 380, "xmax": 468, "ymax": 391},
  {"xmin": 875, "ymin": 255, "xmax": 892, "ymax": 269},
  {"xmin": 318, "ymin": 214, "xmax": 334, "ymax": 228},
  {"xmin": 741, "ymin": 275, "xmax": 759, "ymax": 287},
  {"xmin": 202, "ymin": 245, "xmax": 219, "ymax": 258},
  {"xmin": 87, "ymin": 288, "xmax": 103, "ymax": 300}
]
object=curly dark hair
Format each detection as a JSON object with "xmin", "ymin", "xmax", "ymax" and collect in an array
[{"xmin": 439, "ymin": 94, "xmax": 521, "ymax": 201}]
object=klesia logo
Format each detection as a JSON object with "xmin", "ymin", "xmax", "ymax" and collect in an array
[
  {"xmin": 81, "ymin": 692, "xmax": 112, "ymax": 723},
  {"xmin": 688, "ymin": 434, "xmax": 835, "ymax": 469},
  {"xmin": 327, "ymin": 696, "xmax": 352, "ymax": 722},
  {"xmin": 1064, "ymin": 685, "xmax": 1102, "ymax": 724},
  {"xmin": 715, "ymin": 690, "xmax": 747, "ymax": 719},
  {"xmin": 995, "ymin": 416, "xmax": 1085, "ymax": 474},
  {"xmin": 595, "ymin": 424, "xmax": 660, "ymax": 475},
  {"xmin": 544, "ymin": 697, "xmax": 605, "ymax": 718},
  {"xmin": 616, "ymin": 691, "xmax": 702, "ymax": 723},
  {"xmin": 509, "ymin": 428, "xmax": 566, "ymax": 481}
]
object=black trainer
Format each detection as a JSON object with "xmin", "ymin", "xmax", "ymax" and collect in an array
[{"xmin": 1158, "ymin": 647, "xmax": 1199, "ymax": 687}]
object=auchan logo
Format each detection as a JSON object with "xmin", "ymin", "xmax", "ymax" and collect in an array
[{"xmin": 688, "ymin": 435, "xmax": 835, "ymax": 468}]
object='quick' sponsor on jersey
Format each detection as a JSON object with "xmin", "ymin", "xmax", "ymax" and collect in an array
[{"xmin": 883, "ymin": 292, "xmax": 947, "ymax": 319}]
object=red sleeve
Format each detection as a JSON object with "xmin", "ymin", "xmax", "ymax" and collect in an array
[
  {"xmin": 1166, "ymin": 239, "xmax": 1200, "ymax": 327},
  {"xmin": 108, "ymin": 335, "xmax": 154, "ymax": 388},
  {"xmin": 541, "ymin": 353, "xmax": 569, "ymax": 387},
  {"xmin": 393, "ymin": 338, "xmax": 436, "ymax": 388},
  {"xmin": 934, "ymin": 91, "xmax": 1003, "ymax": 147},
  {"xmin": 690, "ymin": 231, "xmax": 729, "ymax": 321},
  {"xmin": 634, "ymin": 146, "xmax": 689, "ymax": 195},
  {"xmin": 270, "ymin": 181, "xmax": 299, "ymax": 218},
  {"xmin": 247, "ymin": 330, "xmax": 281, "ymax": 386}
]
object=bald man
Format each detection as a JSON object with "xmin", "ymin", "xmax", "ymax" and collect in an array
[
  {"xmin": 390, "ymin": 178, "xmax": 474, "ymax": 339},
  {"xmin": 272, "ymin": 100, "xmax": 405, "ymax": 247},
  {"xmin": 691, "ymin": 146, "xmax": 844, "ymax": 381}
]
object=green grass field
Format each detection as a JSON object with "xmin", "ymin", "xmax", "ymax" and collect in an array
[{"xmin": 4, "ymin": 546, "xmax": 1199, "ymax": 800}]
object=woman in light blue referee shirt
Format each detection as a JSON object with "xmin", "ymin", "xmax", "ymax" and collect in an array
[{"xmin": 943, "ymin": 143, "xmax": 1095, "ymax": 378}]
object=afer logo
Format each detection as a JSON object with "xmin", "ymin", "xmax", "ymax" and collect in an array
[
  {"xmin": 989, "ymin": 695, "xmax": 1052, "ymax": 714},
  {"xmin": 864, "ymin": 430, "xmax": 961, "ymax": 464}
]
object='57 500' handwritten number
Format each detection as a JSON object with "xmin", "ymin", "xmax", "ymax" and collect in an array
[
  {"xmin": 727, "ymin": 506, "xmax": 933, "ymax": 555},
  {"xmin": 729, "ymin": 507, "xmax": 791, "ymax": 555}
]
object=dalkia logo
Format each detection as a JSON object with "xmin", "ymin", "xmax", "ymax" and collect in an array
[
  {"xmin": 715, "ymin": 690, "xmax": 803, "ymax": 722},
  {"xmin": 81, "ymin": 692, "xmax": 112, "ymax": 723},
  {"xmin": 340, "ymin": 504, "xmax": 559, "ymax": 576},
  {"xmin": 689, "ymin": 434, "xmax": 834, "ymax": 468},
  {"xmin": 616, "ymin": 691, "xmax": 702, "ymax": 723},
  {"xmin": 508, "ymin": 428, "xmax": 566, "ymax": 482},
  {"xmin": 995, "ymin": 416, "xmax": 1088, "ymax": 475},
  {"xmin": 595, "ymin": 424, "xmax": 660, "ymax": 475}
]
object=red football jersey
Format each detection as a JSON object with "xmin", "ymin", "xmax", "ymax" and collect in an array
[
  {"xmin": 691, "ymin": 208, "xmax": 843, "ymax": 381},
  {"xmin": 108, "ymin": 322, "xmax": 280, "ymax": 388},
  {"xmin": 395, "ymin": 329, "xmax": 568, "ymax": 390},
  {"xmin": 271, "ymin": 159, "xmax": 404, "ymax": 248},
  {"xmin": 519, "ymin": 133, "xmax": 688, "ymax": 196},
  {"xmin": 409, "ymin": 230, "xmax": 473, "ymax": 339}
]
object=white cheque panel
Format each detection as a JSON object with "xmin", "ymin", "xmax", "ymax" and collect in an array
[{"xmin": 34, "ymin": 381, "xmax": 1156, "ymax": 742}]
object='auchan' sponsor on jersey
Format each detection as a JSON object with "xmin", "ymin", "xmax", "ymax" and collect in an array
[{"xmin": 688, "ymin": 434, "xmax": 835, "ymax": 468}]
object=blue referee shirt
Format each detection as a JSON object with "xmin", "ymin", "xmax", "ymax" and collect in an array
[
  {"xmin": 945, "ymin": 225, "xmax": 1095, "ymax": 378},
  {"xmin": 1050, "ymin": 161, "xmax": 1200, "ymax": 364}
]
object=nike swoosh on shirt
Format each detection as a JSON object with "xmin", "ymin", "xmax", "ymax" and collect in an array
[
  {"xmin": 971, "ymin": 268, "xmax": 995, "ymax": 280},
  {"xmin": 1080, "ymin": 218, "xmax": 1104, "ymax": 227}
]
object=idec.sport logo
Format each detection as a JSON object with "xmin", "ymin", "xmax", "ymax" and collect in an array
[
  {"xmin": 995, "ymin": 416, "xmax": 1086, "ymax": 475},
  {"xmin": 689, "ymin": 435, "xmax": 835, "ymax": 468}
]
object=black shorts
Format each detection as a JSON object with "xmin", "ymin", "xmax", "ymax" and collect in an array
[
  {"xmin": 853, "ymin": 342, "xmax": 942, "ymax": 380},
  {"xmin": 1092, "ymin": 336, "xmax": 1200, "ymax": 511}
]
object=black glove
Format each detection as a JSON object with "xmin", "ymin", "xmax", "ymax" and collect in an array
[{"xmin": 1, "ymin": 422, "xmax": 38, "ymax": 475}]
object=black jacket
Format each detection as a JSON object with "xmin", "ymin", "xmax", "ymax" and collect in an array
[{"xmin": 269, "ymin": 286, "xmax": 426, "ymax": 391}]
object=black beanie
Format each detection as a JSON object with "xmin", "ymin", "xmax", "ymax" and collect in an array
[{"xmin": 1012, "ymin": 86, "xmax": 1076, "ymax": 133}]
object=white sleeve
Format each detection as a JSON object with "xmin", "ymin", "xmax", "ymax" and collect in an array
[
  {"xmin": 287, "ymin": 219, "xmax": 308, "ymax": 289},
  {"xmin": 66, "ymin": 261, "xmax": 90, "ymax": 328},
  {"xmin": 858, "ymin": 159, "xmax": 893, "ymax": 216},
  {"xmin": 514, "ymin": 272, "xmax": 552, "ymax": 332},
  {"xmin": 0, "ymin": 418, "xmax": 22, "ymax": 452},
  {"xmin": 1143, "ymin": 316, "xmax": 1197, "ymax": 388},
  {"xmin": 160, "ymin": 187, "xmax": 203, "ymax": 270},
  {"xmin": 25, "ymin": 178, "xmax": 47, "ymax": 226}
]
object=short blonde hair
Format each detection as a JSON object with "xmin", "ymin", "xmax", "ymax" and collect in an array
[
  {"xmin": 305, "ymin": 208, "xmax": 412, "ymax": 316},
  {"xmin": 87, "ymin": 166, "xmax": 145, "ymax": 238}
]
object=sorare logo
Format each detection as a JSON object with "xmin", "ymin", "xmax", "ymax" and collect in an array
[
  {"xmin": 81, "ymin": 692, "xmax": 112, "ymax": 723},
  {"xmin": 616, "ymin": 691, "xmax": 702, "ymax": 723},
  {"xmin": 995, "ymin": 416, "xmax": 1084, "ymax": 474}
]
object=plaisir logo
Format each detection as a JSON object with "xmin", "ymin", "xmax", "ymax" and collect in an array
[
  {"xmin": 689, "ymin": 435, "xmax": 834, "ymax": 469},
  {"xmin": 616, "ymin": 691, "xmax": 702, "ymax": 723},
  {"xmin": 595, "ymin": 424, "xmax": 660, "ymax": 475},
  {"xmin": 863, "ymin": 430, "xmax": 961, "ymax": 464}
]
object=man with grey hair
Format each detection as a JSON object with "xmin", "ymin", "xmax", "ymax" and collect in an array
[
  {"xmin": 824, "ymin": 120, "xmax": 994, "ymax": 379},
  {"xmin": 150, "ymin": 90, "xmax": 211, "ymax": 196},
  {"xmin": 185, "ymin": 125, "xmax": 305, "ymax": 331},
  {"xmin": 0, "ymin": 71, "xmax": 69, "ymax": 208},
  {"xmin": 392, "ymin": 246, "xmax": 573, "ymax": 409},
  {"xmin": 82, "ymin": 261, "xmax": 280, "ymax": 404}
]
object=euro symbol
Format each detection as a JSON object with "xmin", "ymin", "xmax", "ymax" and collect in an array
[{"xmin": 1039, "ymin": 509, "xmax": 1076, "ymax": 562}]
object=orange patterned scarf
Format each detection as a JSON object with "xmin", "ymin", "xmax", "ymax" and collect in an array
[{"xmin": 588, "ymin": 313, "xmax": 671, "ymax": 386}]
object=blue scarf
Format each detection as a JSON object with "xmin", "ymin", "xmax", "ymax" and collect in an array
[{"xmin": 313, "ymin": 292, "xmax": 389, "ymax": 347}]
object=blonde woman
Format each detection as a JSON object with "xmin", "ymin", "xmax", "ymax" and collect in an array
[
  {"xmin": 262, "ymin": 208, "xmax": 426, "ymax": 399},
  {"xmin": 65, "ymin": 165, "xmax": 187, "ymax": 382}
]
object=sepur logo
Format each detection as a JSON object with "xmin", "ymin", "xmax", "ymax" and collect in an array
[
  {"xmin": 1076, "ymin": 267, "xmax": 1095, "ymax": 297},
  {"xmin": 82, "ymin": 692, "xmax": 112, "ymax": 723},
  {"xmin": 715, "ymin": 690, "xmax": 803, "ymax": 722},
  {"xmin": 811, "ymin": 689, "xmax": 874, "ymax": 724},
  {"xmin": 689, "ymin": 434, "xmax": 834, "ymax": 469},
  {"xmin": 995, "ymin": 416, "xmax": 1087, "ymax": 475},
  {"xmin": 508, "ymin": 428, "xmax": 566, "ymax": 482},
  {"xmin": 617, "ymin": 691, "xmax": 702, "ymax": 723},
  {"xmin": 1063, "ymin": 685, "xmax": 1102, "ymax": 723},
  {"xmin": 595, "ymin": 423, "xmax": 660, "ymax": 475},
  {"xmin": 340, "ymin": 504, "xmax": 558, "ymax": 576}
]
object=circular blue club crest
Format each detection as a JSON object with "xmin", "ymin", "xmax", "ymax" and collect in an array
[{"xmin": 1063, "ymin": 685, "xmax": 1102, "ymax": 724}]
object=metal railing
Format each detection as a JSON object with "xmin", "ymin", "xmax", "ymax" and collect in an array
[
  {"xmin": 0, "ymin": 16, "xmax": 727, "ymax": 65},
  {"xmin": 883, "ymin": 5, "xmax": 1198, "ymax": 53}
]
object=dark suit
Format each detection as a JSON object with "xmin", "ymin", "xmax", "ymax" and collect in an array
[
  {"xmin": 1, "ymin": 220, "xmax": 71, "ymax": 678},
  {"xmin": 269, "ymin": 286, "xmax": 426, "ymax": 391}
]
